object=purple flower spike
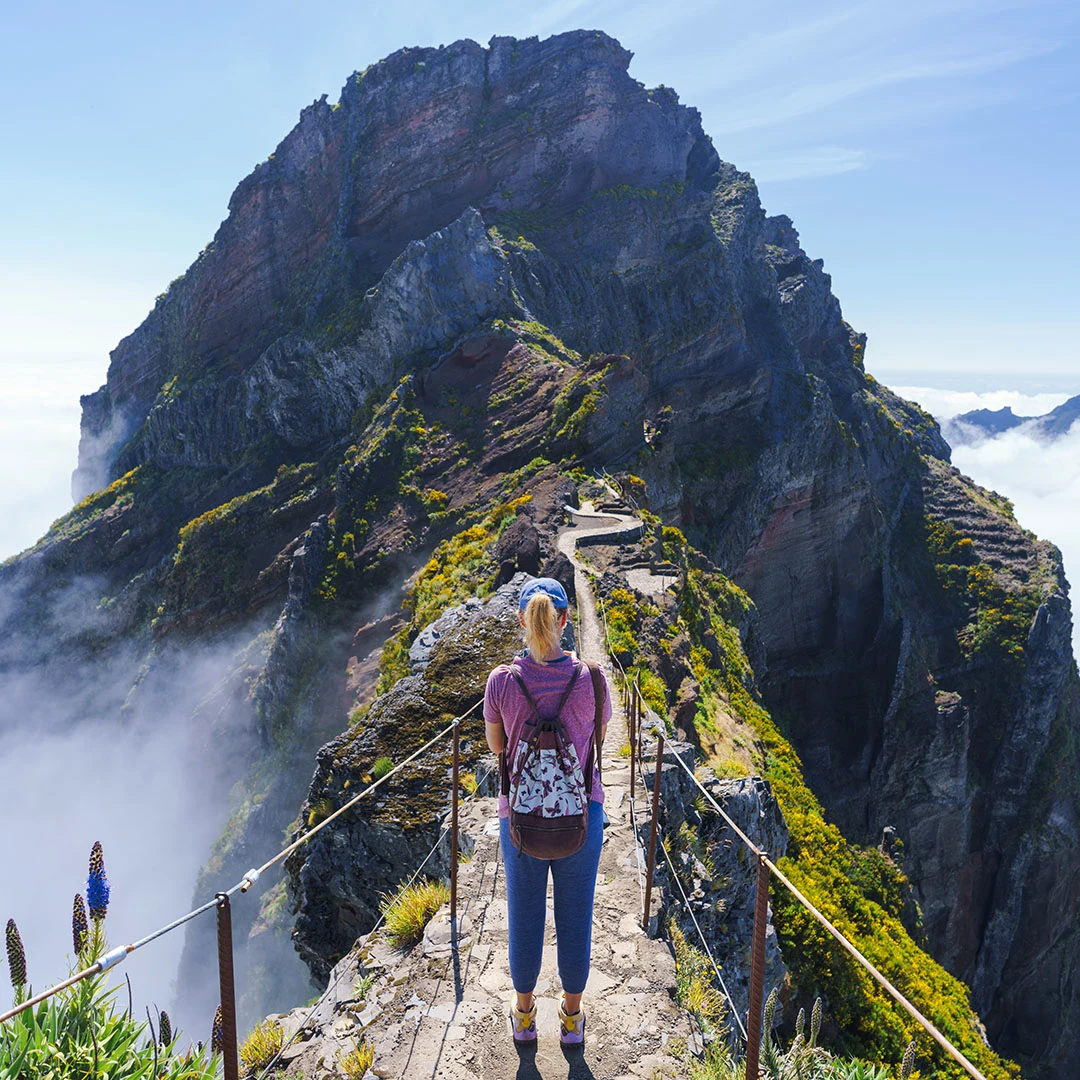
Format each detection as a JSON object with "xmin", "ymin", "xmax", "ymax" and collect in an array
[
  {"xmin": 211, "ymin": 1004, "xmax": 224, "ymax": 1053},
  {"xmin": 87, "ymin": 841, "xmax": 110, "ymax": 921}
]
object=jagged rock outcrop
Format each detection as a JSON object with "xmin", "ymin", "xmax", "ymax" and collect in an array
[
  {"xmin": 1, "ymin": 28, "xmax": 1076, "ymax": 1077},
  {"xmin": 73, "ymin": 32, "xmax": 717, "ymax": 497},
  {"xmin": 286, "ymin": 576, "xmax": 525, "ymax": 981},
  {"xmin": 648, "ymin": 741, "xmax": 791, "ymax": 1023}
]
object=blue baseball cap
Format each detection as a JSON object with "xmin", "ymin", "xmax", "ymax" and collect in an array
[{"xmin": 518, "ymin": 577, "xmax": 569, "ymax": 611}]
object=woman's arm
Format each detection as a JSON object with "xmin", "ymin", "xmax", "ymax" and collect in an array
[
  {"xmin": 483, "ymin": 668, "xmax": 507, "ymax": 754},
  {"xmin": 485, "ymin": 720, "xmax": 506, "ymax": 754}
]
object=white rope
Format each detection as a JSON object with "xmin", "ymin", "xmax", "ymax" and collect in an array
[
  {"xmin": 255, "ymin": 764, "xmax": 495, "ymax": 1078},
  {"xmin": 653, "ymin": 819, "xmax": 748, "ymax": 1041},
  {"xmin": 242, "ymin": 706, "xmax": 480, "ymax": 889}
]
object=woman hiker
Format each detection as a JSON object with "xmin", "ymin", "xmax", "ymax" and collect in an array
[{"xmin": 484, "ymin": 576, "xmax": 612, "ymax": 1045}]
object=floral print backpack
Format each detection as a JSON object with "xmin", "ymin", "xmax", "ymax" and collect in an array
[{"xmin": 500, "ymin": 659, "xmax": 605, "ymax": 859}]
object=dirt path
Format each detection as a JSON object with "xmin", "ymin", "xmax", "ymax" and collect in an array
[
  {"xmin": 274, "ymin": 502, "xmax": 690, "ymax": 1079},
  {"xmin": 558, "ymin": 501, "xmax": 643, "ymax": 668}
]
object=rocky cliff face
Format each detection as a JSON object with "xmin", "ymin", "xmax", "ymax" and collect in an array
[
  {"xmin": 73, "ymin": 31, "xmax": 716, "ymax": 498},
  {"xmin": 3, "ymin": 29, "xmax": 1077, "ymax": 1077}
]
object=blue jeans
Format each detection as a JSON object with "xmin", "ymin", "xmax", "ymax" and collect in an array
[{"xmin": 499, "ymin": 802, "xmax": 604, "ymax": 996}]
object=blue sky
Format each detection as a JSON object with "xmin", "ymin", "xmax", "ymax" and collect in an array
[
  {"xmin": 0, "ymin": 0, "xmax": 1077, "ymax": 554},
  {"xmin": 2, "ymin": 0, "xmax": 1076, "ymax": 374}
]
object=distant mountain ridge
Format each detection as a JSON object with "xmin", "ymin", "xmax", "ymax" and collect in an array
[{"xmin": 948, "ymin": 393, "xmax": 1080, "ymax": 444}]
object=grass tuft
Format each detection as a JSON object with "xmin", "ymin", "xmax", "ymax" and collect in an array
[
  {"xmin": 339, "ymin": 1038, "xmax": 375, "ymax": 1079},
  {"xmin": 239, "ymin": 1018, "xmax": 283, "ymax": 1071},
  {"xmin": 379, "ymin": 878, "xmax": 450, "ymax": 947}
]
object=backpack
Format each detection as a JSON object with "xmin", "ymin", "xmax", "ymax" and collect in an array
[{"xmin": 500, "ymin": 659, "xmax": 605, "ymax": 859}]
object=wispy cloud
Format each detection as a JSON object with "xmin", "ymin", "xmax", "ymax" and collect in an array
[
  {"xmin": 741, "ymin": 145, "xmax": 869, "ymax": 183},
  {"xmin": 707, "ymin": 37, "xmax": 1060, "ymax": 135}
]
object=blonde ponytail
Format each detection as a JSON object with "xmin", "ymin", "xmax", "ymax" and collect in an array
[{"xmin": 523, "ymin": 593, "xmax": 564, "ymax": 662}]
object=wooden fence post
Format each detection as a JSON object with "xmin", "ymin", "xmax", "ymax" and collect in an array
[
  {"xmin": 642, "ymin": 729, "xmax": 665, "ymax": 933},
  {"xmin": 745, "ymin": 852, "xmax": 770, "ymax": 1079},
  {"xmin": 215, "ymin": 894, "xmax": 239, "ymax": 1080}
]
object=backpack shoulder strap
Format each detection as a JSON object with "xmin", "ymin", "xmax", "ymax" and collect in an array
[
  {"xmin": 505, "ymin": 660, "xmax": 581, "ymax": 756},
  {"xmin": 508, "ymin": 665, "xmax": 543, "ymax": 722},
  {"xmin": 584, "ymin": 660, "xmax": 605, "ymax": 790}
]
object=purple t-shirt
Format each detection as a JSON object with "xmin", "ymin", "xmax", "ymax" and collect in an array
[{"xmin": 484, "ymin": 652, "xmax": 612, "ymax": 818}]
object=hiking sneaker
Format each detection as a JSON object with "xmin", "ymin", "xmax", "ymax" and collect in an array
[
  {"xmin": 510, "ymin": 995, "xmax": 537, "ymax": 1043},
  {"xmin": 558, "ymin": 1001, "xmax": 586, "ymax": 1045}
]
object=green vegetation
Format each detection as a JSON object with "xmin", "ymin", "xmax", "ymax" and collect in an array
[
  {"xmin": 306, "ymin": 796, "xmax": 335, "ymax": 828},
  {"xmin": 550, "ymin": 361, "xmax": 611, "ymax": 446},
  {"xmin": 601, "ymin": 585, "xmax": 667, "ymax": 716},
  {"xmin": 687, "ymin": 992, "xmax": 911, "ymax": 1080},
  {"xmin": 667, "ymin": 820, "xmax": 717, "ymax": 879},
  {"xmin": 155, "ymin": 460, "xmax": 324, "ymax": 629},
  {"xmin": 378, "ymin": 879, "xmax": 450, "ymax": 947},
  {"xmin": 0, "ymin": 989, "xmax": 217, "ymax": 1079},
  {"xmin": 632, "ymin": 524, "xmax": 1019, "ymax": 1079},
  {"xmin": 371, "ymin": 756, "xmax": 394, "ymax": 780},
  {"xmin": 500, "ymin": 456, "xmax": 551, "ymax": 496},
  {"xmin": 339, "ymin": 1039, "xmax": 374, "ymax": 1079},
  {"xmin": 924, "ymin": 517, "xmax": 1039, "ymax": 664},
  {"xmin": 1, "ymin": 846, "xmax": 217, "ymax": 1079},
  {"xmin": 239, "ymin": 1018, "xmax": 283, "ymax": 1072},
  {"xmin": 377, "ymin": 495, "xmax": 532, "ymax": 691},
  {"xmin": 670, "ymin": 921, "xmax": 727, "ymax": 1039},
  {"xmin": 36, "ymin": 464, "xmax": 202, "ymax": 556}
]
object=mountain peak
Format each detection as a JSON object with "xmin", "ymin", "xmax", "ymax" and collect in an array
[{"xmin": 75, "ymin": 30, "xmax": 719, "ymax": 498}]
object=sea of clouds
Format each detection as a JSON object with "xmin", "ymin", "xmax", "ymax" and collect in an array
[{"xmin": 0, "ymin": 354, "xmax": 100, "ymax": 561}]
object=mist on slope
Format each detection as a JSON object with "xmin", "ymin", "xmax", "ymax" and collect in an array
[
  {"xmin": 0, "ymin": 361, "xmax": 261, "ymax": 1046},
  {"xmin": 895, "ymin": 384, "xmax": 1079, "ymax": 655},
  {"xmin": 0, "ymin": 355, "xmax": 103, "ymax": 561},
  {"xmin": 0, "ymin": 580, "xmax": 268, "ymax": 1047}
]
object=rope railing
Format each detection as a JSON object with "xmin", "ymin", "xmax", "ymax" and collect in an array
[
  {"xmin": 0, "ymin": 699, "xmax": 484, "ymax": 1078},
  {"xmin": 627, "ymin": 682, "xmax": 990, "ymax": 1080},
  {"xmin": 596, "ymin": 526, "xmax": 990, "ymax": 1080},
  {"xmin": 651, "ymin": 802, "xmax": 748, "ymax": 1042},
  {"xmin": 239, "ymin": 707, "xmax": 479, "ymax": 892},
  {"xmin": 255, "ymin": 759, "xmax": 496, "ymax": 1079},
  {"xmin": 1, "ymin": 505, "xmax": 997, "ymax": 1080}
]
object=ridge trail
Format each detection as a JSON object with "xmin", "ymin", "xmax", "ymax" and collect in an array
[{"xmin": 271, "ymin": 501, "xmax": 692, "ymax": 1079}]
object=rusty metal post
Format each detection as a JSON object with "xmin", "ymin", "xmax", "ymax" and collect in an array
[
  {"xmin": 450, "ymin": 719, "xmax": 460, "ymax": 933},
  {"xmin": 215, "ymin": 894, "xmax": 239, "ymax": 1080},
  {"xmin": 641, "ymin": 729, "xmax": 665, "ymax": 932},
  {"xmin": 628, "ymin": 684, "xmax": 636, "ymax": 801},
  {"xmin": 635, "ymin": 672, "xmax": 642, "ymax": 738},
  {"xmin": 745, "ymin": 852, "xmax": 771, "ymax": 1079}
]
